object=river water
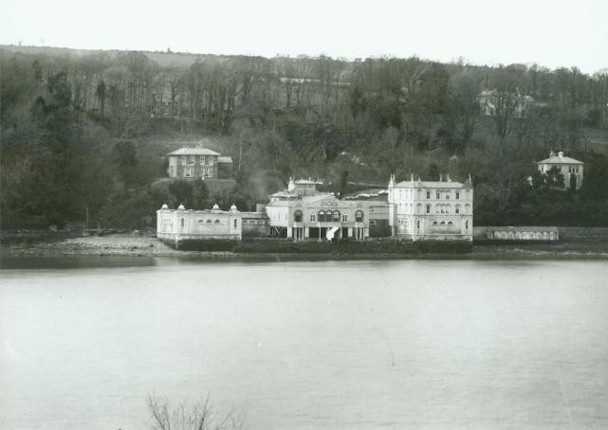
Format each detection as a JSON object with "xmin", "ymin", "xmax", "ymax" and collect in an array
[{"xmin": 1, "ymin": 258, "xmax": 608, "ymax": 429}]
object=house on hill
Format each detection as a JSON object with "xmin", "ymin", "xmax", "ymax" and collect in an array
[
  {"xmin": 537, "ymin": 151, "xmax": 584, "ymax": 190},
  {"xmin": 167, "ymin": 146, "xmax": 233, "ymax": 180}
]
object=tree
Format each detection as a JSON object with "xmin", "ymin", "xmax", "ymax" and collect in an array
[
  {"xmin": 545, "ymin": 166, "xmax": 565, "ymax": 188},
  {"xmin": 96, "ymin": 79, "xmax": 106, "ymax": 116},
  {"xmin": 147, "ymin": 395, "xmax": 244, "ymax": 430}
]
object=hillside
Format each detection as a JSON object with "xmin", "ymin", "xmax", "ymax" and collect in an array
[{"xmin": 1, "ymin": 44, "xmax": 608, "ymax": 229}]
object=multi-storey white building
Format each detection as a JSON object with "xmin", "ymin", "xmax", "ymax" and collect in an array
[
  {"xmin": 388, "ymin": 174, "xmax": 473, "ymax": 241},
  {"xmin": 536, "ymin": 151, "xmax": 584, "ymax": 190},
  {"xmin": 265, "ymin": 178, "xmax": 369, "ymax": 241}
]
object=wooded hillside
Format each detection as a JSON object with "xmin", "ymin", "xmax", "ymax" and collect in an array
[{"xmin": 2, "ymin": 46, "xmax": 608, "ymax": 229}]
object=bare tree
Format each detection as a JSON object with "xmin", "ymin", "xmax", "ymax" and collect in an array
[{"xmin": 147, "ymin": 394, "xmax": 245, "ymax": 430}]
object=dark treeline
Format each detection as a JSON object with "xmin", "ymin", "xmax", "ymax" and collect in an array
[{"xmin": 2, "ymin": 47, "xmax": 608, "ymax": 229}]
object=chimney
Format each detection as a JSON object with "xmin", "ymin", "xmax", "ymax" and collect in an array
[
  {"xmin": 550, "ymin": 151, "xmax": 556, "ymax": 158},
  {"xmin": 558, "ymin": 151, "xmax": 564, "ymax": 158}
]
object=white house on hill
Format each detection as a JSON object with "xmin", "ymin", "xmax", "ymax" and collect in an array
[{"xmin": 536, "ymin": 151, "xmax": 584, "ymax": 190}]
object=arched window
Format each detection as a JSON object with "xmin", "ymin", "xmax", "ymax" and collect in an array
[
  {"xmin": 448, "ymin": 221, "xmax": 453, "ymax": 226},
  {"xmin": 455, "ymin": 205, "xmax": 460, "ymax": 214},
  {"xmin": 355, "ymin": 210, "xmax": 364, "ymax": 222},
  {"xmin": 318, "ymin": 210, "xmax": 326, "ymax": 222},
  {"xmin": 333, "ymin": 210, "xmax": 341, "ymax": 222},
  {"xmin": 426, "ymin": 204, "xmax": 431, "ymax": 214},
  {"xmin": 234, "ymin": 219, "xmax": 237, "ymax": 228},
  {"xmin": 440, "ymin": 221, "xmax": 446, "ymax": 226},
  {"xmin": 294, "ymin": 210, "xmax": 303, "ymax": 222},
  {"xmin": 456, "ymin": 192, "xmax": 460, "ymax": 200},
  {"xmin": 433, "ymin": 221, "xmax": 438, "ymax": 226},
  {"xmin": 206, "ymin": 219, "xmax": 212, "ymax": 223},
  {"xmin": 214, "ymin": 219, "xmax": 220, "ymax": 223}
]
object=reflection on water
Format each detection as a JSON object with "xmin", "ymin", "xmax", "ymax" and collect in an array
[{"xmin": 1, "ymin": 259, "xmax": 608, "ymax": 429}]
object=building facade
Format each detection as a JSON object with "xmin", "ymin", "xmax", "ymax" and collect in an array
[
  {"xmin": 537, "ymin": 151, "xmax": 584, "ymax": 190},
  {"xmin": 266, "ymin": 178, "xmax": 370, "ymax": 241},
  {"xmin": 167, "ymin": 147, "xmax": 233, "ymax": 180},
  {"xmin": 388, "ymin": 175, "xmax": 473, "ymax": 241},
  {"xmin": 157, "ymin": 203, "xmax": 242, "ymax": 244}
]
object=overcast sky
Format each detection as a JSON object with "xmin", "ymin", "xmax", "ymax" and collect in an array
[{"xmin": 2, "ymin": 0, "xmax": 607, "ymax": 73}]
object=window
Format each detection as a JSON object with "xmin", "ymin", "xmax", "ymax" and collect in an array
[
  {"xmin": 214, "ymin": 219, "xmax": 220, "ymax": 223},
  {"xmin": 426, "ymin": 191, "xmax": 431, "ymax": 199},
  {"xmin": 456, "ymin": 192, "xmax": 460, "ymax": 200},
  {"xmin": 180, "ymin": 218, "xmax": 184, "ymax": 227},
  {"xmin": 448, "ymin": 221, "xmax": 453, "ymax": 226},
  {"xmin": 234, "ymin": 219, "xmax": 237, "ymax": 228},
  {"xmin": 416, "ymin": 220, "xmax": 420, "ymax": 229},
  {"xmin": 426, "ymin": 204, "xmax": 431, "ymax": 214},
  {"xmin": 436, "ymin": 192, "xmax": 440, "ymax": 199},
  {"xmin": 433, "ymin": 221, "xmax": 438, "ymax": 226},
  {"xmin": 310, "ymin": 214, "xmax": 316, "ymax": 222},
  {"xmin": 445, "ymin": 192, "xmax": 450, "ymax": 200},
  {"xmin": 455, "ymin": 205, "xmax": 460, "ymax": 214},
  {"xmin": 333, "ymin": 210, "xmax": 340, "ymax": 222},
  {"xmin": 342, "ymin": 214, "xmax": 348, "ymax": 222},
  {"xmin": 294, "ymin": 210, "xmax": 303, "ymax": 222},
  {"xmin": 355, "ymin": 210, "xmax": 364, "ymax": 222},
  {"xmin": 318, "ymin": 210, "xmax": 326, "ymax": 222},
  {"xmin": 181, "ymin": 156, "xmax": 187, "ymax": 165}
]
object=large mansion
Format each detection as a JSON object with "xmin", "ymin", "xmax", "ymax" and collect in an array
[{"xmin": 388, "ymin": 174, "xmax": 474, "ymax": 241}]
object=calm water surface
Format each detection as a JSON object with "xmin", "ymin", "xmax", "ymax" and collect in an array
[{"xmin": 1, "ymin": 259, "xmax": 608, "ymax": 429}]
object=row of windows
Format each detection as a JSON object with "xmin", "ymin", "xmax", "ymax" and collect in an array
[
  {"xmin": 425, "ymin": 204, "xmax": 468, "ymax": 214},
  {"xmin": 425, "ymin": 191, "xmax": 461, "ymax": 200},
  {"xmin": 180, "ymin": 156, "xmax": 216, "ymax": 165},
  {"xmin": 568, "ymin": 167, "xmax": 580, "ymax": 173},
  {"xmin": 294, "ymin": 210, "xmax": 364, "ymax": 223}
]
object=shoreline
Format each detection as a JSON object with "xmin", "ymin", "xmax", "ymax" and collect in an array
[{"xmin": 2, "ymin": 234, "xmax": 608, "ymax": 263}]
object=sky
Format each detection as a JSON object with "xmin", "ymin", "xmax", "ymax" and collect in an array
[{"xmin": 1, "ymin": 0, "xmax": 607, "ymax": 74}]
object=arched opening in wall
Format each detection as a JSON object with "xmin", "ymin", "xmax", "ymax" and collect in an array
[
  {"xmin": 318, "ymin": 210, "xmax": 326, "ymax": 222},
  {"xmin": 426, "ymin": 204, "xmax": 431, "ymax": 214},
  {"xmin": 355, "ymin": 210, "xmax": 364, "ymax": 222},
  {"xmin": 333, "ymin": 210, "xmax": 341, "ymax": 222},
  {"xmin": 294, "ymin": 210, "xmax": 303, "ymax": 222}
]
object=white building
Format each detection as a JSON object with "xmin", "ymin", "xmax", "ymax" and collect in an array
[
  {"xmin": 157, "ymin": 203, "xmax": 242, "ymax": 245},
  {"xmin": 388, "ymin": 174, "xmax": 473, "ymax": 241},
  {"xmin": 266, "ymin": 178, "xmax": 369, "ymax": 241},
  {"xmin": 536, "ymin": 151, "xmax": 584, "ymax": 190}
]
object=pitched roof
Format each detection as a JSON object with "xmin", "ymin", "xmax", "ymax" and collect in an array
[
  {"xmin": 537, "ymin": 155, "xmax": 583, "ymax": 165},
  {"xmin": 168, "ymin": 147, "xmax": 221, "ymax": 156},
  {"xmin": 394, "ymin": 181, "xmax": 468, "ymax": 189}
]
